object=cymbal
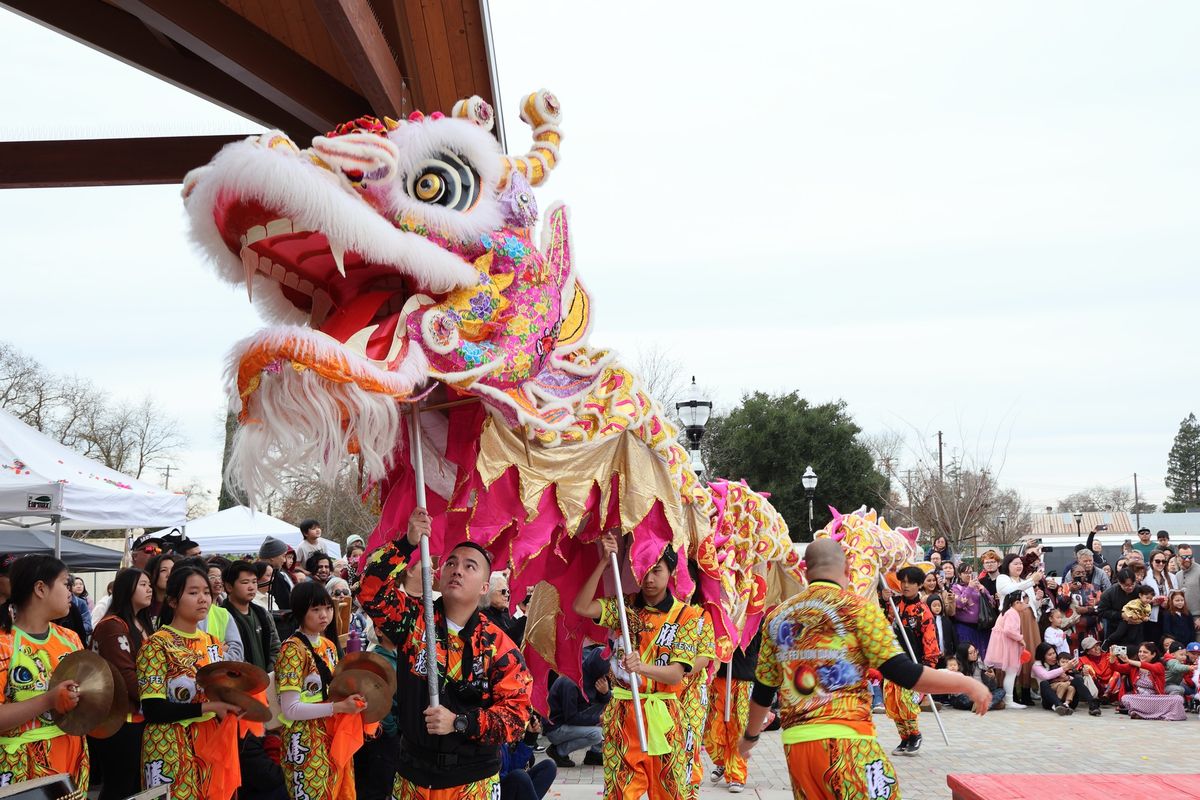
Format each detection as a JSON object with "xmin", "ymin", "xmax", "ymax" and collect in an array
[
  {"xmin": 48, "ymin": 650, "xmax": 113, "ymax": 736},
  {"xmin": 336, "ymin": 651, "xmax": 397, "ymax": 694},
  {"xmin": 329, "ymin": 668, "xmax": 392, "ymax": 724},
  {"xmin": 197, "ymin": 661, "xmax": 270, "ymax": 694},
  {"xmin": 207, "ymin": 684, "xmax": 273, "ymax": 723},
  {"xmin": 88, "ymin": 659, "xmax": 130, "ymax": 739}
]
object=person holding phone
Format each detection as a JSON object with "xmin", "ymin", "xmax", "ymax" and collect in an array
[{"xmin": 1113, "ymin": 642, "xmax": 1186, "ymax": 720}]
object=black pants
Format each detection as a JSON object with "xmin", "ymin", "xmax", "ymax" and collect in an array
[
  {"xmin": 501, "ymin": 761, "xmax": 557, "ymax": 800},
  {"xmin": 355, "ymin": 732, "xmax": 402, "ymax": 800},
  {"xmin": 1103, "ymin": 621, "xmax": 1143, "ymax": 649},
  {"xmin": 89, "ymin": 721, "xmax": 144, "ymax": 800},
  {"xmin": 1039, "ymin": 675, "xmax": 1093, "ymax": 709}
]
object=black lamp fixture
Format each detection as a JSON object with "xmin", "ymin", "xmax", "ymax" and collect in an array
[
  {"xmin": 1073, "ymin": 510, "xmax": 1083, "ymax": 537},
  {"xmin": 801, "ymin": 465, "xmax": 818, "ymax": 538}
]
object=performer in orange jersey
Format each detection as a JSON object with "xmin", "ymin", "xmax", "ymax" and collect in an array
[
  {"xmin": 740, "ymin": 540, "xmax": 990, "ymax": 800},
  {"xmin": 573, "ymin": 532, "xmax": 702, "ymax": 800},
  {"xmin": 704, "ymin": 632, "xmax": 760, "ymax": 793},
  {"xmin": 0, "ymin": 556, "xmax": 88, "ymax": 789}
]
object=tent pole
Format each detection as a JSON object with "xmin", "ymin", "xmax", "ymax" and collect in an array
[{"xmin": 52, "ymin": 515, "xmax": 61, "ymax": 560}]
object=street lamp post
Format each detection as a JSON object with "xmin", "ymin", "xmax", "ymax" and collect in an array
[
  {"xmin": 1073, "ymin": 511, "xmax": 1083, "ymax": 537},
  {"xmin": 998, "ymin": 513, "xmax": 1007, "ymax": 541},
  {"xmin": 676, "ymin": 377, "xmax": 713, "ymax": 481},
  {"xmin": 801, "ymin": 465, "xmax": 818, "ymax": 541}
]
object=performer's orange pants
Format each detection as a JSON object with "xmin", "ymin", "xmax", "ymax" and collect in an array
[
  {"xmin": 391, "ymin": 774, "xmax": 499, "ymax": 799},
  {"xmin": 882, "ymin": 680, "xmax": 920, "ymax": 739},
  {"xmin": 704, "ymin": 677, "xmax": 750, "ymax": 785},
  {"xmin": 784, "ymin": 735, "xmax": 900, "ymax": 799}
]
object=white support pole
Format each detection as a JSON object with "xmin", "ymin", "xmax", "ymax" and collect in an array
[
  {"xmin": 52, "ymin": 515, "xmax": 61, "ymax": 561},
  {"xmin": 884, "ymin": 592, "xmax": 949, "ymax": 745},
  {"xmin": 610, "ymin": 550, "xmax": 648, "ymax": 753},
  {"xmin": 409, "ymin": 407, "xmax": 441, "ymax": 708}
]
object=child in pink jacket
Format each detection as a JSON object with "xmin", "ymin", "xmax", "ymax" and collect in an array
[{"xmin": 986, "ymin": 591, "xmax": 1030, "ymax": 708}]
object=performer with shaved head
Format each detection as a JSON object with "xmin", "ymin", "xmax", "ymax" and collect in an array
[{"xmin": 739, "ymin": 539, "xmax": 991, "ymax": 799}]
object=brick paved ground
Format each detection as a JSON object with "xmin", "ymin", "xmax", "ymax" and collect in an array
[{"xmin": 541, "ymin": 706, "xmax": 1196, "ymax": 799}]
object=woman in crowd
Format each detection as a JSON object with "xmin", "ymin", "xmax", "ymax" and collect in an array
[
  {"xmin": 145, "ymin": 552, "xmax": 181, "ymax": 620},
  {"xmin": 282, "ymin": 548, "xmax": 305, "ymax": 585},
  {"xmin": 921, "ymin": 571, "xmax": 956, "ymax": 617},
  {"xmin": 71, "ymin": 576, "xmax": 91, "ymax": 610},
  {"xmin": 940, "ymin": 560, "xmax": 957, "ymax": 590},
  {"xmin": 954, "ymin": 643, "xmax": 1005, "ymax": 710},
  {"xmin": 1145, "ymin": 552, "xmax": 1178, "ymax": 642},
  {"xmin": 342, "ymin": 536, "xmax": 366, "ymax": 586},
  {"xmin": 1162, "ymin": 591, "xmax": 1194, "ymax": 646},
  {"xmin": 1114, "ymin": 642, "xmax": 1187, "ymax": 720},
  {"xmin": 925, "ymin": 534, "xmax": 956, "ymax": 566},
  {"xmin": 276, "ymin": 581, "xmax": 366, "ymax": 800},
  {"xmin": 91, "ymin": 567, "xmax": 154, "ymax": 800},
  {"xmin": 137, "ymin": 566, "xmax": 243, "ymax": 798},
  {"xmin": 327, "ymin": 575, "xmax": 375, "ymax": 648},
  {"xmin": 986, "ymin": 591, "xmax": 1031, "ymax": 708},
  {"xmin": 926, "ymin": 595, "xmax": 957, "ymax": 669},
  {"xmin": 252, "ymin": 560, "xmax": 275, "ymax": 611},
  {"xmin": 951, "ymin": 561, "xmax": 992, "ymax": 659},
  {"xmin": 206, "ymin": 557, "xmax": 231, "ymax": 606},
  {"xmin": 0, "ymin": 555, "xmax": 88, "ymax": 788},
  {"xmin": 995, "ymin": 554, "xmax": 1043, "ymax": 706},
  {"xmin": 1031, "ymin": 643, "xmax": 1097, "ymax": 716}
]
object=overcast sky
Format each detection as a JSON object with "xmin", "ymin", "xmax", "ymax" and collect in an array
[{"xmin": 1, "ymin": 2, "xmax": 1197, "ymax": 512}]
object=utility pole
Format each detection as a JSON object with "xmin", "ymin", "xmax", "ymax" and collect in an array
[
  {"xmin": 162, "ymin": 464, "xmax": 173, "ymax": 489},
  {"xmin": 937, "ymin": 431, "xmax": 944, "ymax": 483},
  {"xmin": 1133, "ymin": 472, "xmax": 1140, "ymax": 532}
]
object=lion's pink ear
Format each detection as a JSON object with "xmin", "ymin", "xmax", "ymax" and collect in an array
[
  {"xmin": 828, "ymin": 506, "xmax": 844, "ymax": 540},
  {"xmin": 897, "ymin": 526, "xmax": 920, "ymax": 545}
]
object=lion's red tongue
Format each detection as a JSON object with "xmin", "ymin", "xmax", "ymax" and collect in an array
[{"xmin": 318, "ymin": 290, "xmax": 404, "ymax": 362}]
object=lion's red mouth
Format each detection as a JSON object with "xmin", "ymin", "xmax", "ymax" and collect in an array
[{"xmin": 214, "ymin": 194, "xmax": 422, "ymax": 366}]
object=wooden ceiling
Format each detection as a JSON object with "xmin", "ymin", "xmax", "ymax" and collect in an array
[{"xmin": 0, "ymin": 0, "xmax": 499, "ymax": 187}]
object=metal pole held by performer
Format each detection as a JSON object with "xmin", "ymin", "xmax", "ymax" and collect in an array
[
  {"xmin": 609, "ymin": 547, "xmax": 649, "ymax": 753},
  {"xmin": 409, "ymin": 405, "xmax": 441, "ymax": 708}
]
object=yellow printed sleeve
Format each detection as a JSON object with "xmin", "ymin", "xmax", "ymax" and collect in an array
[
  {"xmin": 0, "ymin": 633, "xmax": 13, "ymax": 700},
  {"xmin": 755, "ymin": 608, "xmax": 783, "ymax": 688},
  {"xmin": 856, "ymin": 598, "xmax": 904, "ymax": 669},
  {"xmin": 596, "ymin": 596, "xmax": 622, "ymax": 630},
  {"xmin": 136, "ymin": 635, "xmax": 168, "ymax": 701},
  {"xmin": 275, "ymin": 639, "xmax": 308, "ymax": 694},
  {"xmin": 668, "ymin": 606, "xmax": 701, "ymax": 668},
  {"xmin": 697, "ymin": 610, "xmax": 717, "ymax": 662}
]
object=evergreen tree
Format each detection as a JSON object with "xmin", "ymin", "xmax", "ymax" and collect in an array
[
  {"xmin": 701, "ymin": 392, "xmax": 888, "ymax": 541},
  {"xmin": 1165, "ymin": 413, "xmax": 1200, "ymax": 512}
]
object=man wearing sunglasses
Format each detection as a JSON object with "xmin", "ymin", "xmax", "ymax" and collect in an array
[{"xmin": 1175, "ymin": 544, "xmax": 1200, "ymax": 633}]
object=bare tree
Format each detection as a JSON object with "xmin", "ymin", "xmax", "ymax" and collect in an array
[
  {"xmin": 1056, "ymin": 485, "xmax": 1135, "ymax": 513},
  {"xmin": 273, "ymin": 460, "xmax": 381, "ymax": 543},
  {"xmin": 632, "ymin": 344, "xmax": 688, "ymax": 418}
]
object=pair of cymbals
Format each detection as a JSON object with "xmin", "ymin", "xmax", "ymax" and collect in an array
[
  {"xmin": 330, "ymin": 652, "xmax": 396, "ymax": 724},
  {"xmin": 49, "ymin": 650, "xmax": 125, "ymax": 738},
  {"xmin": 198, "ymin": 661, "xmax": 272, "ymax": 722}
]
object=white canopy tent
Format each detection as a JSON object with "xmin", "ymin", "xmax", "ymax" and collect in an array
[
  {"xmin": 0, "ymin": 408, "xmax": 186, "ymax": 556},
  {"xmin": 180, "ymin": 505, "xmax": 342, "ymax": 558}
]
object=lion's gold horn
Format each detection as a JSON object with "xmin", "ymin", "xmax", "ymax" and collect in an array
[{"xmin": 499, "ymin": 90, "xmax": 562, "ymax": 190}]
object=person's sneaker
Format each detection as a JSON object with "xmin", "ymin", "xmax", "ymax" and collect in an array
[
  {"xmin": 709, "ymin": 767, "xmax": 726, "ymax": 784},
  {"xmin": 583, "ymin": 750, "xmax": 603, "ymax": 766},
  {"xmin": 904, "ymin": 734, "xmax": 921, "ymax": 755},
  {"xmin": 891, "ymin": 737, "xmax": 910, "ymax": 756},
  {"xmin": 1088, "ymin": 703, "xmax": 1101, "ymax": 717},
  {"xmin": 728, "ymin": 784, "xmax": 746, "ymax": 794},
  {"xmin": 546, "ymin": 745, "xmax": 575, "ymax": 768},
  {"xmin": 1055, "ymin": 704, "xmax": 1071, "ymax": 716},
  {"xmin": 992, "ymin": 700, "xmax": 1006, "ymax": 711},
  {"xmin": 1008, "ymin": 700, "xmax": 1027, "ymax": 709},
  {"xmin": 872, "ymin": 704, "xmax": 886, "ymax": 714}
]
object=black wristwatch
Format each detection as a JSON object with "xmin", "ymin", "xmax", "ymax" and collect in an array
[{"xmin": 453, "ymin": 713, "xmax": 469, "ymax": 734}]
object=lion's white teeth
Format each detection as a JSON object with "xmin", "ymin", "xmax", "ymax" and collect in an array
[
  {"xmin": 242, "ymin": 249, "xmax": 258, "ymax": 302},
  {"xmin": 343, "ymin": 324, "xmax": 379, "ymax": 357},
  {"xmin": 330, "ymin": 239, "xmax": 347, "ymax": 277}
]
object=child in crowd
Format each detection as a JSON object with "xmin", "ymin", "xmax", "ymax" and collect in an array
[
  {"xmin": 1039, "ymin": 608, "xmax": 1071, "ymax": 656},
  {"xmin": 985, "ymin": 592, "xmax": 1030, "ymax": 708},
  {"xmin": 1162, "ymin": 591, "xmax": 1194, "ymax": 646}
]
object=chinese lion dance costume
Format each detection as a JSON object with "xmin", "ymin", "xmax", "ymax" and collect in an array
[{"xmin": 182, "ymin": 90, "xmax": 793, "ymax": 706}]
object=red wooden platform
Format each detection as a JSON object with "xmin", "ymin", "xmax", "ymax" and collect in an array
[{"xmin": 947, "ymin": 773, "xmax": 1200, "ymax": 799}]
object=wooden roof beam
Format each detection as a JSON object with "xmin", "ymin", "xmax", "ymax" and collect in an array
[
  {"xmin": 0, "ymin": 135, "xmax": 249, "ymax": 189},
  {"xmin": 311, "ymin": 0, "xmax": 412, "ymax": 119},
  {"xmin": 107, "ymin": 0, "xmax": 370, "ymax": 134},
  {"xmin": 0, "ymin": 0, "xmax": 326, "ymax": 139}
]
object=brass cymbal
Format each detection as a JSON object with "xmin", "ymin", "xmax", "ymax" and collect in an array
[
  {"xmin": 207, "ymin": 684, "xmax": 273, "ymax": 723},
  {"xmin": 197, "ymin": 661, "xmax": 270, "ymax": 694},
  {"xmin": 329, "ymin": 668, "xmax": 392, "ymax": 724},
  {"xmin": 336, "ymin": 651, "xmax": 397, "ymax": 694},
  {"xmin": 48, "ymin": 650, "xmax": 114, "ymax": 736},
  {"xmin": 88, "ymin": 659, "xmax": 130, "ymax": 739}
]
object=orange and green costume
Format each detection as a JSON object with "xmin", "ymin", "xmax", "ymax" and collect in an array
[
  {"xmin": 680, "ymin": 608, "xmax": 716, "ymax": 799},
  {"xmin": 704, "ymin": 673, "xmax": 750, "ymax": 787},
  {"xmin": 884, "ymin": 595, "xmax": 938, "ymax": 740},
  {"xmin": 597, "ymin": 592, "xmax": 701, "ymax": 800},
  {"xmin": 276, "ymin": 634, "xmax": 361, "ymax": 800},
  {"xmin": 756, "ymin": 580, "xmax": 904, "ymax": 800},
  {"xmin": 137, "ymin": 626, "xmax": 239, "ymax": 800},
  {"xmin": 0, "ymin": 624, "xmax": 88, "ymax": 790}
]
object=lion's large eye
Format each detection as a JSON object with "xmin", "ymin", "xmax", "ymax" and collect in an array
[{"xmin": 407, "ymin": 151, "xmax": 479, "ymax": 211}]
